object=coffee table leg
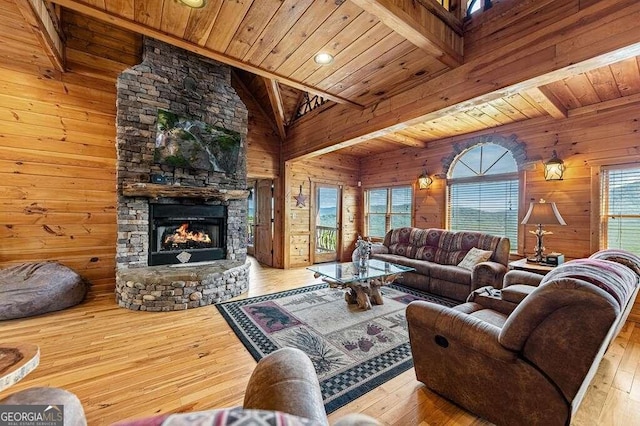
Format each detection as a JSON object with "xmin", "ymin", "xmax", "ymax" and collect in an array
[
  {"xmin": 344, "ymin": 288, "xmax": 358, "ymax": 305},
  {"xmin": 369, "ymin": 284, "xmax": 384, "ymax": 305},
  {"xmin": 345, "ymin": 285, "xmax": 371, "ymax": 310}
]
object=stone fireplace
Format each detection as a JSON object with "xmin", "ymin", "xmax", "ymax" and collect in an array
[{"xmin": 114, "ymin": 38, "xmax": 250, "ymax": 311}]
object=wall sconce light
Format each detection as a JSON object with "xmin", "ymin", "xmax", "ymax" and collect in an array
[
  {"xmin": 417, "ymin": 162, "xmax": 433, "ymax": 190},
  {"xmin": 544, "ymin": 150, "xmax": 565, "ymax": 181}
]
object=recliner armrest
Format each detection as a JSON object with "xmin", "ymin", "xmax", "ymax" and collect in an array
[
  {"xmin": 406, "ymin": 301, "xmax": 517, "ymax": 363},
  {"xmin": 503, "ymin": 270, "xmax": 544, "ymax": 288},
  {"xmin": 244, "ymin": 347, "xmax": 328, "ymax": 425},
  {"xmin": 471, "ymin": 261, "xmax": 508, "ymax": 291}
]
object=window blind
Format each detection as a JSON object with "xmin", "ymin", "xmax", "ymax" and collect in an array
[
  {"xmin": 448, "ymin": 179, "xmax": 518, "ymax": 245},
  {"xmin": 600, "ymin": 165, "xmax": 640, "ymax": 254},
  {"xmin": 390, "ymin": 187, "xmax": 412, "ymax": 229},
  {"xmin": 365, "ymin": 186, "xmax": 412, "ymax": 238},
  {"xmin": 366, "ymin": 188, "xmax": 388, "ymax": 238}
]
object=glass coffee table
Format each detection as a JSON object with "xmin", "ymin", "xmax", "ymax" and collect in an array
[{"xmin": 307, "ymin": 259, "xmax": 415, "ymax": 310}]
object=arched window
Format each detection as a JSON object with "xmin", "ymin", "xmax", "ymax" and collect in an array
[{"xmin": 447, "ymin": 143, "xmax": 519, "ymax": 248}]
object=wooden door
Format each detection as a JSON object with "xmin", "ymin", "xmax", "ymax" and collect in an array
[
  {"xmin": 254, "ymin": 179, "xmax": 273, "ymax": 266},
  {"xmin": 313, "ymin": 184, "xmax": 341, "ymax": 263}
]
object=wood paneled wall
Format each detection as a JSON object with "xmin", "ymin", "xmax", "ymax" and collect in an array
[
  {"xmin": 287, "ymin": 153, "xmax": 360, "ymax": 267},
  {"xmin": 0, "ymin": 5, "xmax": 138, "ymax": 292},
  {"xmin": 232, "ymin": 75, "xmax": 281, "ymax": 180}
]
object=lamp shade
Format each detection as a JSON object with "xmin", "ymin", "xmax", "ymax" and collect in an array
[{"xmin": 521, "ymin": 199, "xmax": 566, "ymax": 225}]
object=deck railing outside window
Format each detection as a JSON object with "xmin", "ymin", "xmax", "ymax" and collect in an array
[{"xmin": 316, "ymin": 225, "xmax": 337, "ymax": 252}]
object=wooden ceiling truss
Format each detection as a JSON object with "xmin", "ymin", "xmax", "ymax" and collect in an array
[{"xmin": 15, "ymin": 0, "xmax": 65, "ymax": 71}]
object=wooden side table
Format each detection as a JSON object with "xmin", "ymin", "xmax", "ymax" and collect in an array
[
  {"xmin": 508, "ymin": 258, "xmax": 555, "ymax": 275},
  {"xmin": 0, "ymin": 343, "xmax": 40, "ymax": 392}
]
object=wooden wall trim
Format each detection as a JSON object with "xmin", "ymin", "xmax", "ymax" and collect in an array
[{"xmin": 590, "ymin": 165, "xmax": 602, "ymax": 254}]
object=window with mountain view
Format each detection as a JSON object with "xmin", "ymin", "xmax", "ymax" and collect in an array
[
  {"xmin": 365, "ymin": 186, "xmax": 412, "ymax": 238},
  {"xmin": 447, "ymin": 143, "xmax": 519, "ymax": 248},
  {"xmin": 600, "ymin": 165, "xmax": 640, "ymax": 254}
]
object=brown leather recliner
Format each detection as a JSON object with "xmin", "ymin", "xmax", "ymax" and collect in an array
[{"xmin": 406, "ymin": 254, "xmax": 640, "ymax": 426}]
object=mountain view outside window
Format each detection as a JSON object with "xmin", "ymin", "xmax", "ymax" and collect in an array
[
  {"xmin": 448, "ymin": 143, "xmax": 519, "ymax": 248},
  {"xmin": 601, "ymin": 165, "xmax": 640, "ymax": 254},
  {"xmin": 366, "ymin": 186, "xmax": 412, "ymax": 238}
]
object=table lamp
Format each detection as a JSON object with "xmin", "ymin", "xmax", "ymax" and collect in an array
[{"xmin": 521, "ymin": 199, "xmax": 566, "ymax": 263}]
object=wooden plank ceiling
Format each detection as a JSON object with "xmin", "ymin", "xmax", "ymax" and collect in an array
[
  {"xmin": 341, "ymin": 57, "xmax": 640, "ymax": 156},
  {"xmin": 18, "ymin": 0, "xmax": 640, "ymax": 157},
  {"xmin": 48, "ymin": 0, "xmax": 458, "ymax": 110}
]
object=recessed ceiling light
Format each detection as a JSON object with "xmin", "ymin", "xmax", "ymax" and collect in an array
[
  {"xmin": 179, "ymin": 0, "xmax": 206, "ymax": 8},
  {"xmin": 314, "ymin": 52, "xmax": 334, "ymax": 65}
]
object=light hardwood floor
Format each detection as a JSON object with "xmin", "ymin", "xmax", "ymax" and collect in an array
[{"xmin": 1, "ymin": 258, "xmax": 639, "ymax": 425}]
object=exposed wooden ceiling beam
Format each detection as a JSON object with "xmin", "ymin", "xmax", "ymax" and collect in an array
[
  {"xmin": 15, "ymin": 0, "xmax": 65, "ymax": 71},
  {"xmin": 285, "ymin": 0, "xmax": 640, "ymax": 160},
  {"xmin": 350, "ymin": 0, "xmax": 463, "ymax": 68},
  {"xmin": 48, "ymin": 0, "xmax": 364, "ymax": 109},
  {"xmin": 379, "ymin": 133, "xmax": 428, "ymax": 148},
  {"xmin": 263, "ymin": 78, "xmax": 287, "ymax": 141},
  {"xmin": 524, "ymin": 87, "xmax": 568, "ymax": 119},
  {"xmin": 230, "ymin": 71, "xmax": 282, "ymax": 139},
  {"xmin": 569, "ymin": 91, "xmax": 640, "ymax": 117}
]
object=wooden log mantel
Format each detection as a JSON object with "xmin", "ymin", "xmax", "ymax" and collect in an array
[{"xmin": 122, "ymin": 182, "xmax": 250, "ymax": 201}]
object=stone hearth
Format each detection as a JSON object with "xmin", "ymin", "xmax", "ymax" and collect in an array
[
  {"xmin": 116, "ymin": 261, "xmax": 249, "ymax": 311},
  {"xmin": 114, "ymin": 37, "xmax": 250, "ymax": 311}
]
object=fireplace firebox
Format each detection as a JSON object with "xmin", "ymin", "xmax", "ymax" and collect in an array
[{"xmin": 149, "ymin": 204, "xmax": 226, "ymax": 266}]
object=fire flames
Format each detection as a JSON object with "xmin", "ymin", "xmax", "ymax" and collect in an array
[{"xmin": 164, "ymin": 223, "xmax": 211, "ymax": 247}]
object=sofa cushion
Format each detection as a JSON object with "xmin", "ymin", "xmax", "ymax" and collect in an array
[
  {"xmin": 469, "ymin": 308, "xmax": 508, "ymax": 328},
  {"xmin": 408, "ymin": 228, "xmax": 452, "ymax": 264},
  {"xmin": 457, "ymin": 247, "xmax": 493, "ymax": 270},
  {"xmin": 386, "ymin": 227, "xmax": 418, "ymax": 258},
  {"xmin": 445, "ymin": 232, "xmax": 504, "ymax": 266},
  {"xmin": 428, "ymin": 263, "xmax": 472, "ymax": 286},
  {"xmin": 371, "ymin": 253, "xmax": 432, "ymax": 276},
  {"xmin": 502, "ymin": 284, "xmax": 537, "ymax": 304}
]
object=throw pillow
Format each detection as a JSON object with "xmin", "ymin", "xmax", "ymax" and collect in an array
[{"xmin": 458, "ymin": 247, "xmax": 493, "ymax": 270}]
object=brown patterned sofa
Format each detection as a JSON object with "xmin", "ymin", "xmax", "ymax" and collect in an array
[
  {"xmin": 370, "ymin": 227, "xmax": 510, "ymax": 301},
  {"xmin": 406, "ymin": 249, "xmax": 640, "ymax": 426}
]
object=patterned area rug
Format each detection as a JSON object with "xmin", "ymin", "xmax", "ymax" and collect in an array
[{"xmin": 216, "ymin": 283, "xmax": 458, "ymax": 413}]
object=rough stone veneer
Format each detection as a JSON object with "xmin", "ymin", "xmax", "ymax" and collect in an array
[
  {"xmin": 116, "ymin": 261, "xmax": 249, "ymax": 311},
  {"xmin": 114, "ymin": 37, "xmax": 250, "ymax": 310}
]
